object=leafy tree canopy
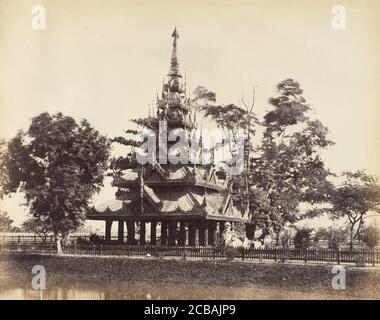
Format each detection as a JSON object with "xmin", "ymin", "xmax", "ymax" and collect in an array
[
  {"xmin": 234, "ymin": 79, "xmax": 334, "ymax": 238},
  {"xmin": 328, "ymin": 170, "xmax": 380, "ymax": 249},
  {"xmin": 0, "ymin": 211, "xmax": 17, "ymax": 232},
  {"xmin": 4, "ymin": 112, "xmax": 111, "ymax": 241},
  {"xmin": 0, "ymin": 139, "xmax": 9, "ymax": 199}
]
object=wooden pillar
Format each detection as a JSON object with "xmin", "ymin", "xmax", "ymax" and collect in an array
[
  {"xmin": 204, "ymin": 226, "xmax": 209, "ymax": 247},
  {"xmin": 105, "ymin": 220, "xmax": 113, "ymax": 244},
  {"xmin": 208, "ymin": 221, "xmax": 217, "ymax": 246},
  {"xmin": 194, "ymin": 223, "xmax": 199, "ymax": 246},
  {"xmin": 168, "ymin": 221, "xmax": 177, "ymax": 246},
  {"xmin": 188, "ymin": 223, "xmax": 195, "ymax": 246},
  {"xmin": 140, "ymin": 221, "xmax": 146, "ymax": 245},
  {"xmin": 219, "ymin": 221, "xmax": 225, "ymax": 244},
  {"xmin": 127, "ymin": 221, "xmax": 135, "ymax": 244},
  {"xmin": 150, "ymin": 221, "xmax": 157, "ymax": 245},
  {"xmin": 184, "ymin": 223, "xmax": 189, "ymax": 246},
  {"xmin": 161, "ymin": 222, "xmax": 168, "ymax": 245},
  {"xmin": 179, "ymin": 222, "xmax": 186, "ymax": 246},
  {"xmin": 118, "ymin": 220, "xmax": 124, "ymax": 244},
  {"xmin": 199, "ymin": 223, "xmax": 205, "ymax": 246}
]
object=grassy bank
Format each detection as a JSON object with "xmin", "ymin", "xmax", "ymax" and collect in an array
[{"xmin": 1, "ymin": 254, "xmax": 379, "ymax": 299}]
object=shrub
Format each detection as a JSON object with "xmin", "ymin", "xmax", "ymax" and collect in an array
[
  {"xmin": 314, "ymin": 227, "xmax": 348, "ymax": 250},
  {"xmin": 76, "ymin": 237, "xmax": 90, "ymax": 246},
  {"xmin": 294, "ymin": 228, "xmax": 312, "ymax": 249},
  {"xmin": 280, "ymin": 230, "xmax": 292, "ymax": 248},
  {"xmin": 360, "ymin": 226, "xmax": 379, "ymax": 249},
  {"xmin": 355, "ymin": 253, "xmax": 366, "ymax": 267},
  {"xmin": 89, "ymin": 233, "xmax": 102, "ymax": 245}
]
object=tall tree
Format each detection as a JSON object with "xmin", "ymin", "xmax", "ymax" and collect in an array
[
  {"xmin": 329, "ymin": 171, "xmax": 380, "ymax": 249},
  {"xmin": 201, "ymin": 90, "xmax": 259, "ymax": 221},
  {"xmin": 5, "ymin": 112, "xmax": 110, "ymax": 253},
  {"xmin": 243, "ymin": 79, "xmax": 334, "ymax": 241}
]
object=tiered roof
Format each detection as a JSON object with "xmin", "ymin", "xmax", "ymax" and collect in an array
[{"xmin": 88, "ymin": 28, "xmax": 246, "ymax": 223}]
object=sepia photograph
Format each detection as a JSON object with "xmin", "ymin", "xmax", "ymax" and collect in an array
[{"xmin": 0, "ymin": 0, "xmax": 380, "ymax": 304}]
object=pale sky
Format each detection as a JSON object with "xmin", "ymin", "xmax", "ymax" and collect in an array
[{"xmin": 1, "ymin": 0, "xmax": 379, "ymax": 226}]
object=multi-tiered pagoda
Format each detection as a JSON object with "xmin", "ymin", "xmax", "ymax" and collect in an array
[{"xmin": 88, "ymin": 28, "xmax": 247, "ymax": 245}]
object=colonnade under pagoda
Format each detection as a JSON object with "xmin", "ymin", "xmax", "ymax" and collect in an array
[{"xmin": 104, "ymin": 220, "xmax": 235, "ymax": 246}]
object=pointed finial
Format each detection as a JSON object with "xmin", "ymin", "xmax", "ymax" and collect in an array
[
  {"xmin": 172, "ymin": 27, "xmax": 179, "ymax": 39},
  {"xmin": 169, "ymin": 27, "xmax": 180, "ymax": 77}
]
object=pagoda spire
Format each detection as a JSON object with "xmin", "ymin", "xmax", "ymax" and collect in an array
[{"xmin": 169, "ymin": 27, "xmax": 181, "ymax": 77}]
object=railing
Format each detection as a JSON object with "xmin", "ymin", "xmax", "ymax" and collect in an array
[
  {"xmin": 0, "ymin": 235, "xmax": 111, "ymax": 244},
  {"xmin": 242, "ymin": 247, "xmax": 379, "ymax": 265},
  {"xmin": 1, "ymin": 243, "xmax": 379, "ymax": 266},
  {"xmin": 2, "ymin": 235, "xmax": 372, "ymax": 250}
]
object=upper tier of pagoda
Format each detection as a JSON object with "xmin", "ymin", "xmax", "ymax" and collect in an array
[
  {"xmin": 154, "ymin": 27, "xmax": 194, "ymax": 130},
  {"xmin": 112, "ymin": 27, "xmax": 225, "ymax": 191}
]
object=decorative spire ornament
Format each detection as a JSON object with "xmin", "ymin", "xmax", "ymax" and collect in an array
[{"xmin": 169, "ymin": 27, "xmax": 180, "ymax": 77}]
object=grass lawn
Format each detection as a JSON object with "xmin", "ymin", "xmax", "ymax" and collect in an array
[{"xmin": 0, "ymin": 254, "xmax": 379, "ymax": 299}]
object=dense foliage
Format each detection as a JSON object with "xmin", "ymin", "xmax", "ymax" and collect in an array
[{"xmin": 4, "ymin": 112, "xmax": 110, "ymax": 252}]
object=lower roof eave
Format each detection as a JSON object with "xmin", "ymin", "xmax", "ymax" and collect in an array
[
  {"xmin": 87, "ymin": 214, "xmax": 247, "ymax": 223},
  {"xmin": 113, "ymin": 180, "xmax": 226, "ymax": 191},
  {"xmin": 206, "ymin": 215, "xmax": 247, "ymax": 223},
  {"xmin": 87, "ymin": 214, "xmax": 204, "ymax": 221}
]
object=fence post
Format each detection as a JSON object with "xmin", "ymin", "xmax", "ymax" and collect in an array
[
  {"xmin": 304, "ymin": 248, "xmax": 308, "ymax": 263},
  {"xmin": 337, "ymin": 248, "xmax": 340, "ymax": 265},
  {"xmin": 74, "ymin": 243, "xmax": 77, "ymax": 255},
  {"xmin": 274, "ymin": 248, "xmax": 277, "ymax": 262},
  {"xmin": 93, "ymin": 244, "xmax": 96, "ymax": 256},
  {"xmin": 242, "ymin": 247, "xmax": 245, "ymax": 261},
  {"xmin": 100, "ymin": 244, "xmax": 103, "ymax": 256}
]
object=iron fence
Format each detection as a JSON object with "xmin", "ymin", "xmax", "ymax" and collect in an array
[{"xmin": 1, "ymin": 242, "xmax": 378, "ymax": 266}]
